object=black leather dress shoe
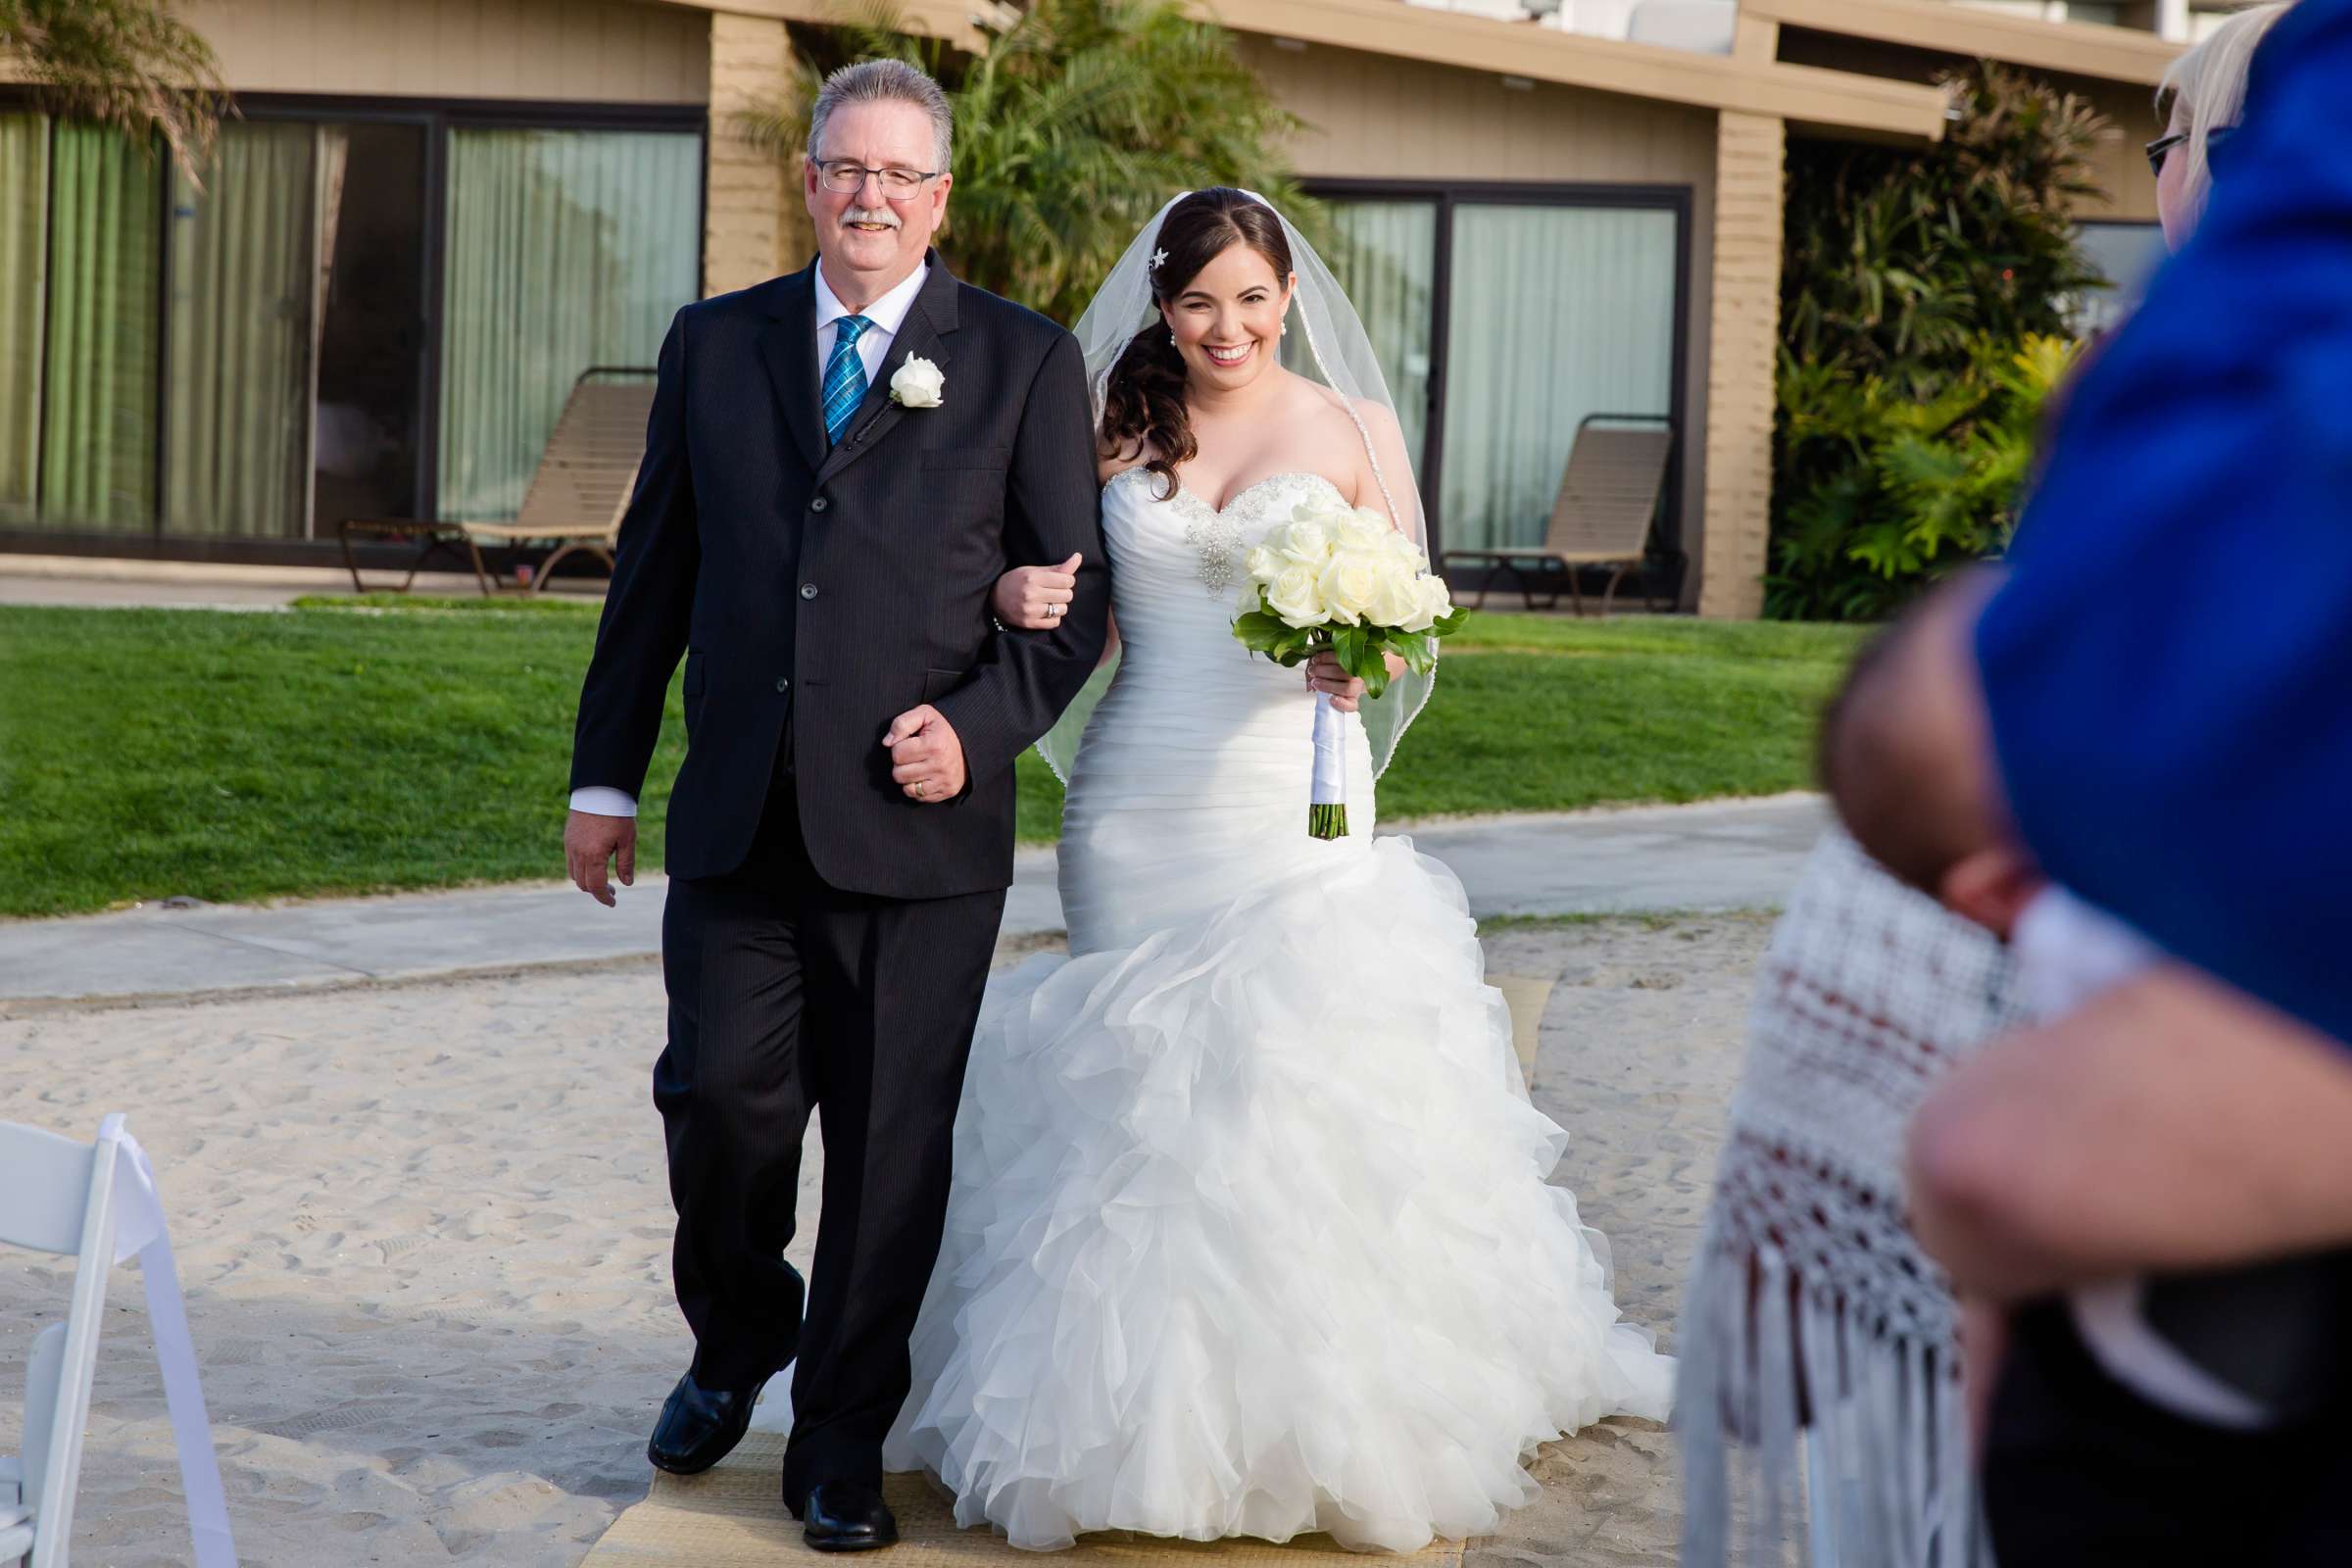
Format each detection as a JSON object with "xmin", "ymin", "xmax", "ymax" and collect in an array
[
  {"xmin": 645, "ymin": 1369, "xmax": 770, "ymax": 1475},
  {"xmin": 798, "ymin": 1479, "xmax": 899, "ymax": 1552}
]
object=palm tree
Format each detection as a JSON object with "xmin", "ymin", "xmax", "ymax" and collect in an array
[
  {"xmin": 0, "ymin": 0, "xmax": 226, "ymax": 174},
  {"xmin": 746, "ymin": 0, "xmax": 1313, "ymax": 326}
]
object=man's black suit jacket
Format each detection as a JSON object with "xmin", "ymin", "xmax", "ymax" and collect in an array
[{"xmin": 568, "ymin": 254, "xmax": 1110, "ymax": 899}]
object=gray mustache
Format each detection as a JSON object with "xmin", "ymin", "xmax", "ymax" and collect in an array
[{"xmin": 843, "ymin": 207, "xmax": 901, "ymax": 228}]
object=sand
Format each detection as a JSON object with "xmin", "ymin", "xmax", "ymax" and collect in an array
[{"xmin": 0, "ymin": 913, "xmax": 1772, "ymax": 1566}]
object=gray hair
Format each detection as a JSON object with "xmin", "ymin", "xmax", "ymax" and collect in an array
[
  {"xmin": 807, "ymin": 59, "xmax": 953, "ymax": 173},
  {"xmin": 2159, "ymin": 3, "xmax": 2289, "ymax": 222}
]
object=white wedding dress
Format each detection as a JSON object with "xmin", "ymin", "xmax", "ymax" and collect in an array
[{"xmin": 879, "ymin": 467, "xmax": 1673, "ymax": 1551}]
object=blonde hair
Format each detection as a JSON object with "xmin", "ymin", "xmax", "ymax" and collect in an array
[{"xmin": 2159, "ymin": 4, "xmax": 2290, "ymax": 221}]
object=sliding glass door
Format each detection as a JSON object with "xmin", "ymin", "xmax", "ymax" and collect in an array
[
  {"xmin": 1298, "ymin": 201, "xmax": 1438, "ymax": 470},
  {"xmin": 1304, "ymin": 184, "xmax": 1687, "ymax": 564},
  {"xmin": 42, "ymin": 122, "xmax": 161, "ymax": 533},
  {"xmin": 314, "ymin": 123, "xmax": 428, "ymax": 532},
  {"xmin": 1439, "ymin": 204, "xmax": 1678, "ymax": 554},
  {"xmin": 438, "ymin": 127, "xmax": 700, "ymax": 522},
  {"xmin": 0, "ymin": 101, "xmax": 698, "ymax": 552},
  {"xmin": 0, "ymin": 114, "xmax": 47, "ymax": 526},
  {"xmin": 167, "ymin": 122, "xmax": 322, "ymax": 538},
  {"xmin": 164, "ymin": 120, "xmax": 433, "ymax": 540}
]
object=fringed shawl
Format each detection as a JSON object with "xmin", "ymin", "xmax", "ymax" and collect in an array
[{"xmin": 1679, "ymin": 827, "xmax": 2028, "ymax": 1567}]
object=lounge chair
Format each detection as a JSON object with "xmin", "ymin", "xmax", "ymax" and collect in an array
[
  {"xmin": 339, "ymin": 367, "xmax": 656, "ymax": 596},
  {"xmin": 1441, "ymin": 412, "xmax": 1679, "ymax": 615}
]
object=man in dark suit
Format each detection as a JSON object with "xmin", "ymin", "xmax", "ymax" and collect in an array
[{"xmin": 563, "ymin": 59, "xmax": 1109, "ymax": 1550}]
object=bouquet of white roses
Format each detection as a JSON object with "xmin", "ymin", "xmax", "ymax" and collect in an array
[{"xmin": 1232, "ymin": 497, "xmax": 1468, "ymax": 839}]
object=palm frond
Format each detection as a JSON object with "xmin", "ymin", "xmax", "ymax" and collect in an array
[{"xmin": 0, "ymin": 0, "xmax": 226, "ymax": 179}]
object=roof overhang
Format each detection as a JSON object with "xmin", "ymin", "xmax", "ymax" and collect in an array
[
  {"xmin": 1188, "ymin": 0, "xmax": 1948, "ymax": 141},
  {"xmin": 670, "ymin": 0, "xmax": 1015, "ymax": 54},
  {"xmin": 1743, "ymin": 0, "xmax": 2182, "ymax": 87}
]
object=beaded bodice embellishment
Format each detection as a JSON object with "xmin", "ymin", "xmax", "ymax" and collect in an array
[{"xmin": 1105, "ymin": 467, "xmax": 1348, "ymax": 599}]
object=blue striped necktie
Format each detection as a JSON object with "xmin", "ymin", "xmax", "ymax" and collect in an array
[{"xmin": 821, "ymin": 314, "xmax": 874, "ymax": 446}]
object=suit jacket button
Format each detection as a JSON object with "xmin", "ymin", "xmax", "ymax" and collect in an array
[
  {"xmin": 775, "ymin": 676, "xmax": 791, "ymax": 694},
  {"xmin": 800, "ymin": 582, "xmax": 818, "ymax": 600},
  {"xmin": 809, "ymin": 496, "xmax": 828, "ymax": 514}
]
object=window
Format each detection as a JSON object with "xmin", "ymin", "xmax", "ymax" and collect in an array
[
  {"xmin": 1439, "ymin": 203, "xmax": 1678, "ymax": 554},
  {"xmin": 437, "ymin": 127, "xmax": 700, "ymax": 521},
  {"xmin": 38, "ymin": 119, "xmax": 162, "ymax": 533},
  {"xmin": 1305, "ymin": 183, "xmax": 1688, "ymax": 564},
  {"xmin": 0, "ymin": 102, "xmax": 701, "ymax": 547},
  {"xmin": 2073, "ymin": 220, "xmax": 2168, "ymax": 337}
]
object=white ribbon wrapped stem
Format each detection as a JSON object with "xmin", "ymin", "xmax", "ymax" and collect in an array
[{"xmin": 1310, "ymin": 691, "xmax": 1347, "ymax": 809}]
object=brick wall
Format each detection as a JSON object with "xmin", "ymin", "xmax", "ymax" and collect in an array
[
  {"xmin": 703, "ymin": 12, "xmax": 811, "ymax": 299},
  {"xmin": 1695, "ymin": 110, "xmax": 1786, "ymax": 620}
]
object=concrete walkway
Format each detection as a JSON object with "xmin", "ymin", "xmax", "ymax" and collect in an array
[
  {"xmin": 0, "ymin": 795, "xmax": 1828, "ymax": 1007},
  {"xmin": 0, "ymin": 552, "xmax": 516, "ymax": 609}
]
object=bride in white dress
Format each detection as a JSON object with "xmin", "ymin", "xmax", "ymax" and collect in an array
[{"xmin": 878, "ymin": 188, "xmax": 1672, "ymax": 1552}]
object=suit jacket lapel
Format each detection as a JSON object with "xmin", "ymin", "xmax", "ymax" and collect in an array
[
  {"xmin": 816, "ymin": 255, "xmax": 960, "ymax": 488},
  {"xmin": 757, "ymin": 265, "xmax": 826, "ymax": 473}
]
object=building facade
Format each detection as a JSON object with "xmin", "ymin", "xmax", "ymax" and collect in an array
[{"xmin": 0, "ymin": 0, "xmax": 2188, "ymax": 614}]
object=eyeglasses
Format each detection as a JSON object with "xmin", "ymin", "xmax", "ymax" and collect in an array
[
  {"xmin": 2146, "ymin": 123, "xmax": 2238, "ymax": 178},
  {"xmin": 812, "ymin": 159, "xmax": 941, "ymax": 197}
]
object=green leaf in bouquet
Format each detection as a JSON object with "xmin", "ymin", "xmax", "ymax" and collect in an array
[
  {"xmin": 1429, "ymin": 606, "xmax": 1472, "ymax": 639},
  {"xmin": 1333, "ymin": 623, "xmax": 1371, "ymax": 675},
  {"xmin": 1233, "ymin": 608, "xmax": 1295, "ymax": 653},
  {"xmin": 1389, "ymin": 630, "xmax": 1438, "ymax": 676}
]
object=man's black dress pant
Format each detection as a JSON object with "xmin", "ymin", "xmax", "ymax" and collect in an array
[{"xmin": 654, "ymin": 748, "xmax": 1003, "ymax": 1506}]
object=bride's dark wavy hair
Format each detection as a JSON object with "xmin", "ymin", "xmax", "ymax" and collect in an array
[{"xmin": 1099, "ymin": 188, "xmax": 1294, "ymax": 497}]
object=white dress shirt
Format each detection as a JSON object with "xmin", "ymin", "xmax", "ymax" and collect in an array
[
  {"xmin": 814, "ymin": 257, "xmax": 929, "ymax": 390},
  {"xmin": 568, "ymin": 261, "xmax": 932, "ymax": 821},
  {"xmin": 2014, "ymin": 887, "xmax": 2273, "ymax": 1430}
]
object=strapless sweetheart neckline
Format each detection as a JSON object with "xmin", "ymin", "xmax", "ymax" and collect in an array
[{"xmin": 1102, "ymin": 465, "xmax": 1347, "ymax": 517}]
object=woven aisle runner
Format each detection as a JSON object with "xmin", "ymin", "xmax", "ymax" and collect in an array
[
  {"xmin": 578, "ymin": 1435, "xmax": 1465, "ymax": 1568},
  {"xmin": 579, "ymin": 976, "xmax": 1553, "ymax": 1568}
]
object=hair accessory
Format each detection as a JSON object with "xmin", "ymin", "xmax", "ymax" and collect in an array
[{"xmin": 1149, "ymin": 247, "xmax": 1169, "ymax": 271}]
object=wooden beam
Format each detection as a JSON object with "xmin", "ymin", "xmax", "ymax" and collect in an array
[
  {"xmin": 659, "ymin": 0, "xmax": 1014, "ymax": 55},
  {"xmin": 1733, "ymin": 14, "xmax": 1781, "ymax": 65},
  {"xmin": 1743, "ymin": 0, "xmax": 2182, "ymax": 86},
  {"xmin": 1191, "ymin": 0, "xmax": 1947, "ymax": 141}
]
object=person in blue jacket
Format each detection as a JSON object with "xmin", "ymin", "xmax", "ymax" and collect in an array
[{"xmin": 1863, "ymin": 2, "xmax": 2352, "ymax": 1559}]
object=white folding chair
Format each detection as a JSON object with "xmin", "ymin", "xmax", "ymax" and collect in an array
[{"xmin": 0, "ymin": 1113, "xmax": 127, "ymax": 1568}]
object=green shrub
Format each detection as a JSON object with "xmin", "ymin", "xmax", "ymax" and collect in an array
[
  {"xmin": 1767, "ymin": 63, "xmax": 2110, "ymax": 620},
  {"xmin": 1770, "ymin": 332, "xmax": 2079, "ymax": 621}
]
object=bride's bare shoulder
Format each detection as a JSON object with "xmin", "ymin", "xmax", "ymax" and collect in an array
[{"xmin": 1269, "ymin": 375, "xmax": 1378, "ymax": 484}]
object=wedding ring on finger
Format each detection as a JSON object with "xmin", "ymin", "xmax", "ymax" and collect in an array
[{"xmin": 913, "ymin": 780, "xmax": 929, "ymax": 800}]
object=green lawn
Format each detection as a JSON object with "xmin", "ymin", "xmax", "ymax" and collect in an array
[{"xmin": 0, "ymin": 603, "xmax": 1864, "ymax": 918}]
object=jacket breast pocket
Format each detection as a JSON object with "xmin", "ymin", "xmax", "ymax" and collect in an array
[{"xmin": 922, "ymin": 447, "xmax": 1011, "ymax": 472}]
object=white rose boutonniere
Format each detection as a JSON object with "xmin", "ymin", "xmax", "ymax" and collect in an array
[{"xmin": 890, "ymin": 356, "xmax": 946, "ymax": 409}]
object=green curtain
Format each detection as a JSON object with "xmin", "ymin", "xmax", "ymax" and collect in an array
[
  {"xmin": 167, "ymin": 122, "xmax": 318, "ymax": 537},
  {"xmin": 0, "ymin": 115, "xmax": 49, "ymax": 526},
  {"xmin": 439, "ymin": 128, "xmax": 699, "ymax": 521},
  {"xmin": 41, "ymin": 122, "xmax": 161, "ymax": 532},
  {"xmin": 1301, "ymin": 201, "xmax": 1438, "ymax": 470},
  {"xmin": 1438, "ymin": 205, "xmax": 1678, "ymax": 553}
]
